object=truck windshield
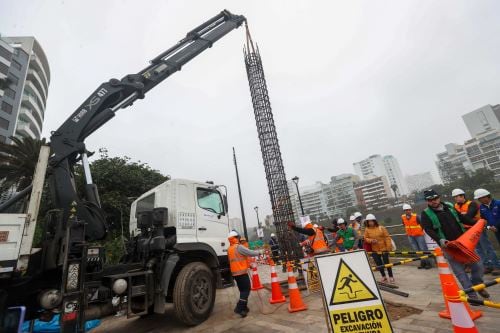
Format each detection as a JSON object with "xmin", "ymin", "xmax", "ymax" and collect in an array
[
  {"xmin": 136, "ymin": 193, "xmax": 155, "ymax": 213},
  {"xmin": 197, "ymin": 188, "xmax": 224, "ymax": 214}
]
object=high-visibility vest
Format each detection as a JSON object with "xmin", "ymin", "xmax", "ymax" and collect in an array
[
  {"xmin": 454, "ymin": 201, "xmax": 480, "ymax": 228},
  {"xmin": 228, "ymin": 244, "xmax": 249, "ymax": 276},
  {"xmin": 401, "ymin": 213, "xmax": 424, "ymax": 237},
  {"xmin": 307, "ymin": 226, "xmax": 329, "ymax": 254}
]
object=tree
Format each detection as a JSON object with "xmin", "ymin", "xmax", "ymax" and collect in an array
[{"xmin": 0, "ymin": 136, "xmax": 47, "ymax": 191}]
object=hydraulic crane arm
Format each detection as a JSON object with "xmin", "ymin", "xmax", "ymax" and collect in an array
[{"xmin": 48, "ymin": 10, "xmax": 245, "ymax": 241}]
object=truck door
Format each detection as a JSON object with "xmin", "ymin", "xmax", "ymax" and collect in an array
[{"xmin": 195, "ymin": 187, "xmax": 229, "ymax": 256}]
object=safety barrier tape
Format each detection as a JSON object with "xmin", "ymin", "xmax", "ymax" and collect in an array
[
  {"xmin": 458, "ymin": 277, "xmax": 500, "ymax": 296},
  {"xmin": 371, "ymin": 254, "xmax": 435, "ymax": 271},
  {"xmin": 459, "ymin": 296, "xmax": 500, "ymax": 309}
]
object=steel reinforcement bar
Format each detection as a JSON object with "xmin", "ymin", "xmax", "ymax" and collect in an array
[{"xmin": 371, "ymin": 254, "xmax": 435, "ymax": 271}]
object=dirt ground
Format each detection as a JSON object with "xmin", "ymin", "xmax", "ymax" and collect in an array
[{"xmin": 385, "ymin": 301, "xmax": 422, "ymax": 321}]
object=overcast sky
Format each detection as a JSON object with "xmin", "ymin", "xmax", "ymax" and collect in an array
[{"xmin": 2, "ymin": 1, "xmax": 500, "ymax": 227}]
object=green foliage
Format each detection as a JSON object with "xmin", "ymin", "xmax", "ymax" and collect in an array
[{"xmin": 0, "ymin": 136, "xmax": 47, "ymax": 190}]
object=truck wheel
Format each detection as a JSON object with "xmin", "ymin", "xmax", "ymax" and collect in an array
[{"xmin": 173, "ymin": 262, "xmax": 215, "ymax": 326}]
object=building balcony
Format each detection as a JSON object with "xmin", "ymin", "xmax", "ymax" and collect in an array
[
  {"xmin": 27, "ymin": 69, "xmax": 48, "ymax": 100},
  {"xmin": 25, "ymin": 80, "xmax": 46, "ymax": 109},
  {"xmin": 29, "ymin": 55, "xmax": 49, "ymax": 88},
  {"xmin": 20, "ymin": 108, "xmax": 42, "ymax": 135},
  {"xmin": 21, "ymin": 93, "xmax": 44, "ymax": 120},
  {"xmin": 15, "ymin": 121, "xmax": 37, "ymax": 139}
]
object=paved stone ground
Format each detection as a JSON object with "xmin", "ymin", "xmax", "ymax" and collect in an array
[{"xmin": 93, "ymin": 262, "xmax": 500, "ymax": 333}]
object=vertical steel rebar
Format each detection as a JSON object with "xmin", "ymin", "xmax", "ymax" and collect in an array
[{"xmin": 243, "ymin": 26, "xmax": 302, "ymax": 260}]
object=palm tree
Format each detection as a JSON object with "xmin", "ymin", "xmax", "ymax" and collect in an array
[
  {"xmin": 390, "ymin": 183, "xmax": 399, "ymax": 203},
  {"xmin": 0, "ymin": 136, "xmax": 47, "ymax": 191}
]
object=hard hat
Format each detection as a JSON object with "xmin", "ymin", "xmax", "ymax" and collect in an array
[
  {"xmin": 313, "ymin": 224, "xmax": 319, "ymax": 228},
  {"xmin": 300, "ymin": 216, "xmax": 312, "ymax": 228},
  {"xmin": 228, "ymin": 230, "xmax": 239, "ymax": 238},
  {"xmin": 451, "ymin": 188, "xmax": 465, "ymax": 197},
  {"xmin": 424, "ymin": 189, "xmax": 440, "ymax": 200},
  {"xmin": 349, "ymin": 215, "xmax": 355, "ymax": 221},
  {"xmin": 337, "ymin": 218, "xmax": 346, "ymax": 224},
  {"xmin": 365, "ymin": 213, "xmax": 377, "ymax": 221},
  {"xmin": 474, "ymin": 188, "xmax": 491, "ymax": 200},
  {"xmin": 353, "ymin": 212, "xmax": 363, "ymax": 218},
  {"xmin": 402, "ymin": 204, "xmax": 412, "ymax": 210},
  {"xmin": 270, "ymin": 233, "xmax": 275, "ymax": 237}
]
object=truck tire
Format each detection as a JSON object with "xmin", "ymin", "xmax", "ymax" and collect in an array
[{"xmin": 173, "ymin": 262, "xmax": 215, "ymax": 326}]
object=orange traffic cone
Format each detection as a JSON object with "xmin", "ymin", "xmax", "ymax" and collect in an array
[
  {"xmin": 269, "ymin": 262, "xmax": 286, "ymax": 304},
  {"xmin": 435, "ymin": 248, "xmax": 481, "ymax": 320},
  {"xmin": 250, "ymin": 261, "xmax": 264, "ymax": 290},
  {"xmin": 445, "ymin": 220, "xmax": 485, "ymax": 264},
  {"xmin": 443, "ymin": 282, "xmax": 479, "ymax": 333},
  {"xmin": 286, "ymin": 262, "xmax": 307, "ymax": 313}
]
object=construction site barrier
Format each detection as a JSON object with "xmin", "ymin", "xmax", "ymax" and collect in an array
[
  {"xmin": 366, "ymin": 251, "xmax": 433, "ymax": 256},
  {"xmin": 371, "ymin": 254, "xmax": 435, "ymax": 271},
  {"xmin": 458, "ymin": 296, "xmax": 500, "ymax": 309},
  {"xmin": 458, "ymin": 277, "xmax": 500, "ymax": 296}
]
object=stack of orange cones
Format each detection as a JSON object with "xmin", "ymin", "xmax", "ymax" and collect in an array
[
  {"xmin": 434, "ymin": 247, "xmax": 482, "ymax": 320},
  {"xmin": 443, "ymin": 282, "xmax": 479, "ymax": 333},
  {"xmin": 269, "ymin": 262, "xmax": 286, "ymax": 304},
  {"xmin": 445, "ymin": 220, "xmax": 485, "ymax": 264},
  {"xmin": 250, "ymin": 261, "xmax": 264, "ymax": 290},
  {"xmin": 286, "ymin": 262, "xmax": 307, "ymax": 313}
]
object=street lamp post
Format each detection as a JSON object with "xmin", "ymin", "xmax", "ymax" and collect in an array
[
  {"xmin": 292, "ymin": 176, "xmax": 305, "ymax": 216},
  {"xmin": 254, "ymin": 206, "xmax": 262, "ymax": 240}
]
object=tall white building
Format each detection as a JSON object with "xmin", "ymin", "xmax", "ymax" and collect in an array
[
  {"xmin": 0, "ymin": 36, "xmax": 50, "ymax": 143},
  {"xmin": 353, "ymin": 154, "xmax": 409, "ymax": 197},
  {"xmin": 406, "ymin": 172, "xmax": 435, "ymax": 193},
  {"xmin": 462, "ymin": 104, "xmax": 500, "ymax": 138}
]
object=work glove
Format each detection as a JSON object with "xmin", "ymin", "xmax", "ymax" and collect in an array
[{"xmin": 439, "ymin": 239, "xmax": 449, "ymax": 248}]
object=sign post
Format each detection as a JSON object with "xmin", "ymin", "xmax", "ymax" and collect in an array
[{"xmin": 315, "ymin": 250, "xmax": 393, "ymax": 333}]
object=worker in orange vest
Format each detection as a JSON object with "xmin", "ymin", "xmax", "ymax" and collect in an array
[
  {"xmin": 452, "ymin": 188, "xmax": 500, "ymax": 275},
  {"xmin": 227, "ymin": 230, "xmax": 262, "ymax": 317},
  {"xmin": 288, "ymin": 216, "xmax": 329, "ymax": 256},
  {"xmin": 401, "ymin": 204, "xmax": 432, "ymax": 269}
]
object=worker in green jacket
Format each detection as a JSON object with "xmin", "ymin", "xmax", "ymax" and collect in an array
[{"xmin": 335, "ymin": 218, "xmax": 360, "ymax": 251}]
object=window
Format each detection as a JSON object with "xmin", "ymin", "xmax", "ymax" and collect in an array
[
  {"xmin": 4, "ymin": 88, "xmax": 15, "ymax": 99},
  {"xmin": 136, "ymin": 193, "xmax": 155, "ymax": 214},
  {"xmin": 197, "ymin": 188, "xmax": 224, "ymax": 214},
  {"xmin": 0, "ymin": 135, "xmax": 5, "ymax": 143},
  {"xmin": 0, "ymin": 46, "xmax": 11, "ymax": 60},
  {"xmin": 11, "ymin": 60, "xmax": 22, "ymax": 70},
  {"xmin": 1, "ymin": 101, "xmax": 13, "ymax": 114},
  {"xmin": 8, "ymin": 73, "xmax": 18, "ymax": 86},
  {"xmin": 0, "ymin": 117, "xmax": 9, "ymax": 130},
  {"xmin": 0, "ymin": 62, "xmax": 8, "ymax": 75}
]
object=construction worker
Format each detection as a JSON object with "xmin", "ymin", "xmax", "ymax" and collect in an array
[
  {"xmin": 401, "ymin": 204, "xmax": 432, "ymax": 269},
  {"xmin": 363, "ymin": 214, "xmax": 395, "ymax": 283},
  {"xmin": 454, "ymin": 188, "xmax": 500, "ymax": 275},
  {"xmin": 420, "ymin": 189, "xmax": 489, "ymax": 301},
  {"xmin": 352, "ymin": 213, "xmax": 363, "ymax": 248},
  {"xmin": 268, "ymin": 233, "xmax": 280, "ymax": 260},
  {"xmin": 334, "ymin": 218, "xmax": 359, "ymax": 251},
  {"xmin": 288, "ymin": 217, "xmax": 329, "ymax": 256},
  {"xmin": 227, "ymin": 230, "xmax": 262, "ymax": 317}
]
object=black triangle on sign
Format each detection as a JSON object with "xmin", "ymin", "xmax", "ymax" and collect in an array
[{"xmin": 329, "ymin": 258, "xmax": 378, "ymax": 306}]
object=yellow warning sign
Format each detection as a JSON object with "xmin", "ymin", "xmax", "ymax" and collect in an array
[
  {"xmin": 330, "ymin": 259, "xmax": 377, "ymax": 306},
  {"xmin": 330, "ymin": 304, "xmax": 392, "ymax": 333}
]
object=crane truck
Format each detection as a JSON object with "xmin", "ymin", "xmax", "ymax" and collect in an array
[{"xmin": 0, "ymin": 10, "xmax": 246, "ymax": 332}]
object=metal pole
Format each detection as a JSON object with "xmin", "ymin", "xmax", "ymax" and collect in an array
[
  {"xmin": 254, "ymin": 206, "xmax": 262, "ymax": 240},
  {"xmin": 292, "ymin": 177, "xmax": 305, "ymax": 216},
  {"xmin": 233, "ymin": 147, "xmax": 248, "ymax": 239}
]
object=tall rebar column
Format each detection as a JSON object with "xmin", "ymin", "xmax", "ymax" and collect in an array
[{"xmin": 243, "ymin": 27, "xmax": 302, "ymax": 261}]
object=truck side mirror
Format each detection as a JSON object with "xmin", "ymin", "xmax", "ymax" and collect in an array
[{"xmin": 223, "ymin": 195, "xmax": 228, "ymax": 213}]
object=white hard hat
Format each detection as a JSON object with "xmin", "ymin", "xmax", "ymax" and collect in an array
[
  {"xmin": 365, "ymin": 213, "xmax": 377, "ymax": 221},
  {"xmin": 228, "ymin": 230, "xmax": 239, "ymax": 238},
  {"xmin": 300, "ymin": 216, "xmax": 312, "ymax": 228},
  {"xmin": 349, "ymin": 215, "xmax": 355, "ymax": 221},
  {"xmin": 474, "ymin": 188, "xmax": 490, "ymax": 200},
  {"xmin": 402, "ymin": 204, "xmax": 412, "ymax": 210},
  {"xmin": 452, "ymin": 188, "xmax": 465, "ymax": 197},
  {"xmin": 354, "ymin": 212, "xmax": 363, "ymax": 218},
  {"xmin": 313, "ymin": 224, "xmax": 319, "ymax": 228},
  {"xmin": 337, "ymin": 218, "xmax": 346, "ymax": 224},
  {"xmin": 270, "ymin": 233, "xmax": 275, "ymax": 237}
]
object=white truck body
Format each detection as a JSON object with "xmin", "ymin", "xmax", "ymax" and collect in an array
[{"xmin": 130, "ymin": 179, "xmax": 230, "ymax": 256}]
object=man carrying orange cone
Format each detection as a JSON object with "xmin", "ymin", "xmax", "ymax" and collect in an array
[{"xmin": 420, "ymin": 189, "xmax": 490, "ymax": 303}]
